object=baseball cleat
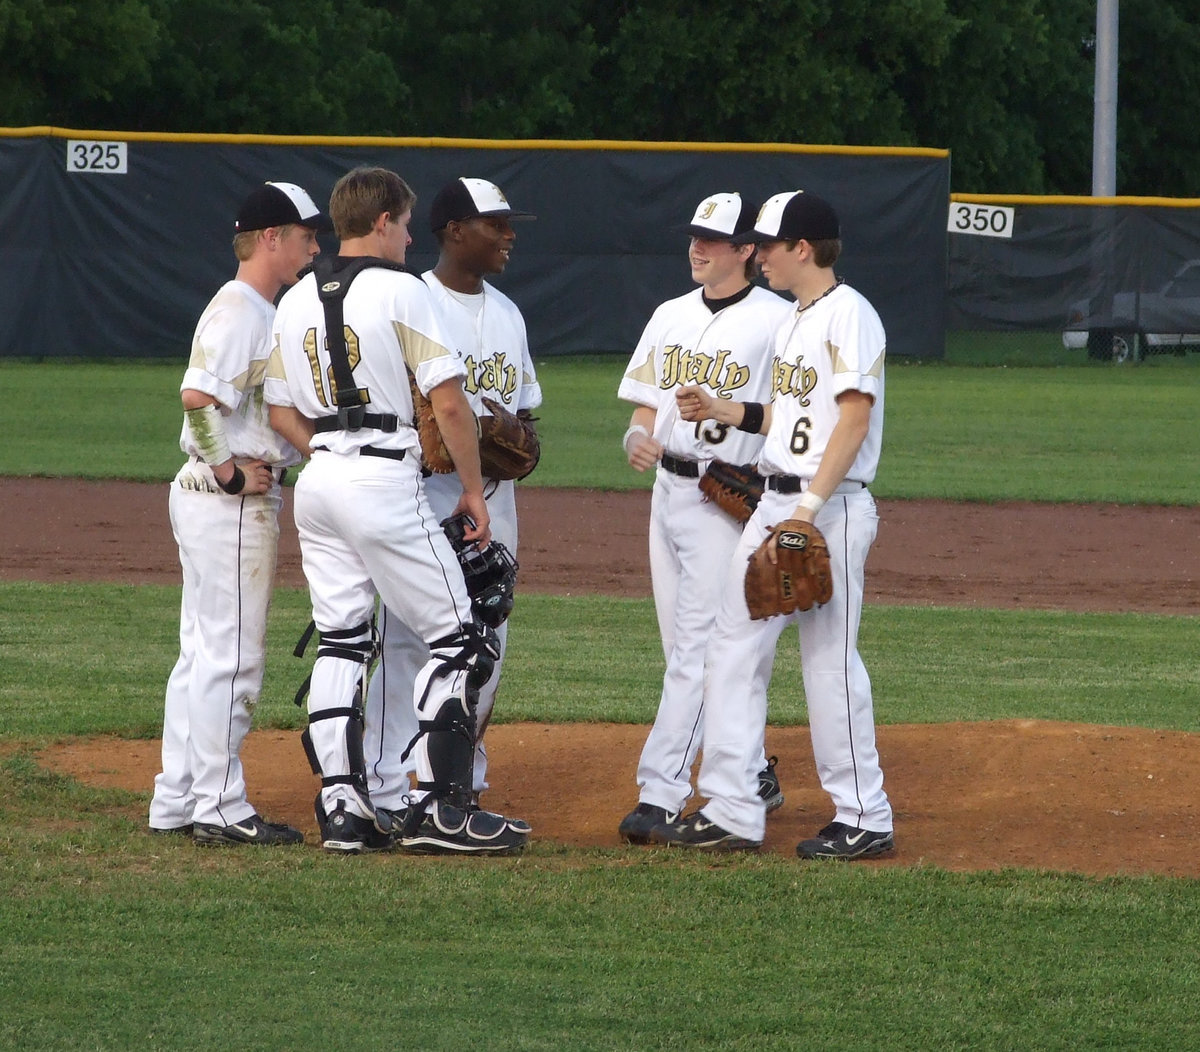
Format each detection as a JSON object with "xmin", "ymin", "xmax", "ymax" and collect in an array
[
  {"xmin": 796, "ymin": 821, "xmax": 894, "ymax": 860},
  {"xmin": 757, "ymin": 755, "xmax": 785, "ymax": 814},
  {"xmin": 618, "ymin": 803, "xmax": 679, "ymax": 845},
  {"xmin": 400, "ymin": 799, "xmax": 530, "ymax": 856},
  {"xmin": 193, "ymin": 814, "xmax": 304, "ymax": 847},
  {"xmin": 316, "ymin": 798, "xmax": 398, "ymax": 854},
  {"xmin": 149, "ymin": 823, "xmax": 194, "ymax": 837},
  {"xmin": 648, "ymin": 811, "xmax": 761, "ymax": 852}
]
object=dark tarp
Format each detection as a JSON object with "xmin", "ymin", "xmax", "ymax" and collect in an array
[
  {"xmin": 949, "ymin": 201, "xmax": 1200, "ymax": 338},
  {"xmin": 0, "ymin": 133, "xmax": 949, "ymax": 359}
]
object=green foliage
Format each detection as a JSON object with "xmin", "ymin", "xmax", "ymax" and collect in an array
[
  {"xmin": 3, "ymin": 1, "xmax": 1199, "ymax": 195},
  {"xmin": 0, "ymin": 0, "xmax": 160, "ymax": 125}
]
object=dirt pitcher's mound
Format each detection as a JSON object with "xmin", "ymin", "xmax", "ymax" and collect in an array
[{"xmin": 42, "ymin": 719, "xmax": 1200, "ymax": 878}]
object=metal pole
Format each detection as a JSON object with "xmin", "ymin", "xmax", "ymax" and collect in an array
[{"xmin": 1092, "ymin": 0, "xmax": 1118, "ymax": 196}]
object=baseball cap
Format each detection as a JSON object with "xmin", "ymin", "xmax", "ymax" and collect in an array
[
  {"xmin": 234, "ymin": 181, "xmax": 332, "ymax": 233},
  {"xmin": 682, "ymin": 192, "xmax": 760, "ymax": 240},
  {"xmin": 429, "ymin": 177, "xmax": 535, "ymax": 232},
  {"xmin": 733, "ymin": 190, "xmax": 840, "ymax": 244}
]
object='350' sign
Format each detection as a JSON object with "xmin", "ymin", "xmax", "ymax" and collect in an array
[{"xmin": 947, "ymin": 202, "xmax": 1014, "ymax": 239}]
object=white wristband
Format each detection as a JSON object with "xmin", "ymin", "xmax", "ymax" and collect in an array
[
  {"xmin": 623, "ymin": 424, "xmax": 650, "ymax": 457},
  {"xmin": 796, "ymin": 490, "xmax": 826, "ymax": 516},
  {"xmin": 185, "ymin": 404, "xmax": 231, "ymax": 467}
]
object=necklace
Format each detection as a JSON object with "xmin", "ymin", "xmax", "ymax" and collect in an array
[{"xmin": 796, "ymin": 277, "xmax": 843, "ymax": 316}]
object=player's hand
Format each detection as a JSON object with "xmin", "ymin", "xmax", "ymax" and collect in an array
[
  {"xmin": 453, "ymin": 492, "xmax": 492, "ymax": 548},
  {"xmin": 675, "ymin": 385, "xmax": 713, "ymax": 422},
  {"xmin": 215, "ymin": 458, "xmax": 273, "ymax": 495},
  {"xmin": 627, "ymin": 432, "xmax": 664, "ymax": 473},
  {"xmin": 238, "ymin": 459, "xmax": 275, "ymax": 495}
]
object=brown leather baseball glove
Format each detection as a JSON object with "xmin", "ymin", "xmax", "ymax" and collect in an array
[
  {"xmin": 744, "ymin": 519, "xmax": 833, "ymax": 619},
  {"xmin": 478, "ymin": 397, "xmax": 541, "ymax": 481},
  {"xmin": 699, "ymin": 460, "xmax": 764, "ymax": 524},
  {"xmin": 409, "ymin": 370, "xmax": 456, "ymax": 474}
]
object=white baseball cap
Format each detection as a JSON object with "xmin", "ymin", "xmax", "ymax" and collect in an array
[{"xmin": 682, "ymin": 192, "xmax": 760, "ymax": 239}]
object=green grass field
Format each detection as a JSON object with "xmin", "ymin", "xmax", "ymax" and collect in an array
[{"xmin": 1, "ymin": 350, "xmax": 1199, "ymax": 1050}]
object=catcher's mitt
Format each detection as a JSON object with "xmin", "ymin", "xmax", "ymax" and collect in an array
[
  {"xmin": 744, "ymin": 519, "xmax": 833, "ymax": 620},
  {"xmin": 478, "ymin": 397, "xmax": 540, "ymax": 481},
  {"xmin": 409, "ymin": 370, "xmax": 455, "ymax": 474},
  {"xmin": 699, "ymin": 460, "xmax": 764, "ymax": 524},
  {"xmin": 442, "ymin": 513, "xmax": 519, "ymax": 627}
]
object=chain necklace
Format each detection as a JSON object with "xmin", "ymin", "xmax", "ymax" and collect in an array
[{"xmin": 795, "ymin": 276, "xmax": 844, "ymax": 316}]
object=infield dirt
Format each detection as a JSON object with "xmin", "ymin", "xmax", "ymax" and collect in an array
[{"xmin": 8, "ymin": 478, "xmax": 1200, "ymax": 876}]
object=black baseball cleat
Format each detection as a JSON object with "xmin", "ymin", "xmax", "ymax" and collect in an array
[
  {"xmin": 757, "ymin": 755, "xmax": 785, "ymax": 814},
  {"xmin": 316, "ymin": 796, "xmax": 398, "ymax": 854},
  {"xmin": 149, "ymin": 823, "xmax": 193, "ymax": 837},
  {"xmin": 796, "ymin": 821, "xmax": 894, "ymax": 860},
  {"xmin": 618, "ymin": 803, "xmax": 679, "ymax": 845},
  {"xmin": 400, "ymin": 799, "xmax": 530, "ymax": 856},
  {"xmin": 648, "ymin": 811, "xmax": 761, "ymax": 852},
  {"xmin": 193, "ymin": 814, "xmax": 304, "ymax": 847}
]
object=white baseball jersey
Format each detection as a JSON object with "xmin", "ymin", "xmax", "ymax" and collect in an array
[
  {"xmin": 151, "ymin": 279, "xmax": 291, "ymax": 832},
  {"xmin": 619, "ymin": 285, "xmax": 790, "ymax": 461},
  {"xmin": 364, "ymin": 271, "xmax": 542, "ymax": 808},
  {"xmin": 265, "ymin": 266, "xmax": 464, "ymax": 453},
  {"xmin": 178, "ymin": 280, "xmax": 302, "ymax": 467},
  {"xmin": 696, "ymin": 280, "xmax": 892, "ymax": 844},
  {"xmin": 757, "ymin": 283, "xmax": 885, "ymax": 482},
  {"xmin": 616, "ymin": 284, "xmax": 791, "ymax": 815}
]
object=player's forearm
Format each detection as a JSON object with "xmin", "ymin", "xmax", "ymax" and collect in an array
[
  {"xmin": 434, "ymin": 392, "xmax": 486, "ymax": 496},
  {"xmin": 268, "ymin": 404, "xmax": 315, "ymax": 458}
]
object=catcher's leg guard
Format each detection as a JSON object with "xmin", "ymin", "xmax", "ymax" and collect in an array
[
  {"xmin": 399, "ymin": 624, "xmax": 530, "ymax": 855},
  {"xmin": 299, "ymin": 622, "xmax": 393, "ymax": 842}
]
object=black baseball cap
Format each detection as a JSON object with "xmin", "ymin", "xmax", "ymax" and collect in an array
[
  {"xmin": 430, "ymin": 177, "xmax": 535, "ymax": 232},
  {"xmin": 681, "ymin": 192, "xmax": 760, "ymax": 239},
  {"xmin": 733, "ymin": 190, "xmax": 840, "ymax": 244},
  {"xmin": 234, "ymin": 181, "xmax": 332, "ymax": 233}
]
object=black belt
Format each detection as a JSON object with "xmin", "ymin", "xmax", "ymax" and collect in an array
[
  {"xmin": 314, "ymin": 412, "xmax": 400, "ymax": 433},
  {"xmin": 660, "ymin": 454, "xmax": 700, "ymax": 478},
  {"xmin": 359, "ymin": 446, "xmax": 407, "ymax": 462},
  {"xmin": 764, "ymin": 474, "xmax": 865, "ymax": 494}
]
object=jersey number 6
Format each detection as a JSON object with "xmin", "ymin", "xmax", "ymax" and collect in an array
[{"xmin": 790, "ymin": 417, "xmax": 812, "ymax": 455}]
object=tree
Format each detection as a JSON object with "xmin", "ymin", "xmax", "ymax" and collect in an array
[{"xmin": 0, "ymin": 0, "xmax": 161, "ymax": 126}]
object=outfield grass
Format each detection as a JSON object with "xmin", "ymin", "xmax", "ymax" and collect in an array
[
  {"xmin": 2, "ymin": 351, "xmax": 1198, "ymax": 500},
  {"xmin": 2, "ymin": 352, "xmax": 1199, "ymax": 1049}
]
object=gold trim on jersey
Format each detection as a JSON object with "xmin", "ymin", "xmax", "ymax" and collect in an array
[{"xmin": 394, "ymin": 321, "xmax": 455, "ymax": 373}]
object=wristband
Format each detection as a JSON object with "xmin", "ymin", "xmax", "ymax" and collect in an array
[
  {"xmin": 736, "ymin": 402, "xmax": 765, "ymax": 434},
  {"xmin": 796, "ymin": 490, "xmax": 826, "ymax": 516},
  {"xmin": 185, "ymin": 404, "xmax": 231, "ymax": 467},
  {"xmin": 216, "ymin": 466, "xmax": 246, "ymax": 495},
  {"xmin": 623, "ymin": 424, "xmax": 650, "ymax": 457}
]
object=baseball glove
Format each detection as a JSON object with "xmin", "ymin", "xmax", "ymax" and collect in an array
[
  {"xmin": 744, "ymin": 519, "xmax": 833, "ymax": 620},
  {"xmin": 409, "ymin": 370, "xmax": 456, "ymax": 474},
  {"xmin": 478, "ymin": 397, "xmax": 541, "ymax": 481},
  {"xmin": 699, "ymin": 460, "xmax": 764, "ymax": 524}
]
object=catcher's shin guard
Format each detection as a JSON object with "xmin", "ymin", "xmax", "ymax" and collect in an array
[
  {"xmin": 298, "ymin": 621, "xmax": 385, "ymax": 823},
  {"xmin": 418, "ymin": 694, "xmax": 477, "ymax": 810}
]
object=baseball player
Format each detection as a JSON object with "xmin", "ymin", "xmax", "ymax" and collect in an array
[
  {"xmin": 615, "ymin": 192, "xmax": 793, "ymax": 844},
  {"xmin": 653, "ymin": 189, "xmax": 894, "ymax": 859},
  {"xmin": 148, "ymin": 181, "xmax": 327, "ymax": 846},
  {"xmin": 265, "ymin": 166, "xmax": 530, "ymax": 855},
  {"xmin": 363, "ymin": 177, "xmax": 541, "ymax": 814}
]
